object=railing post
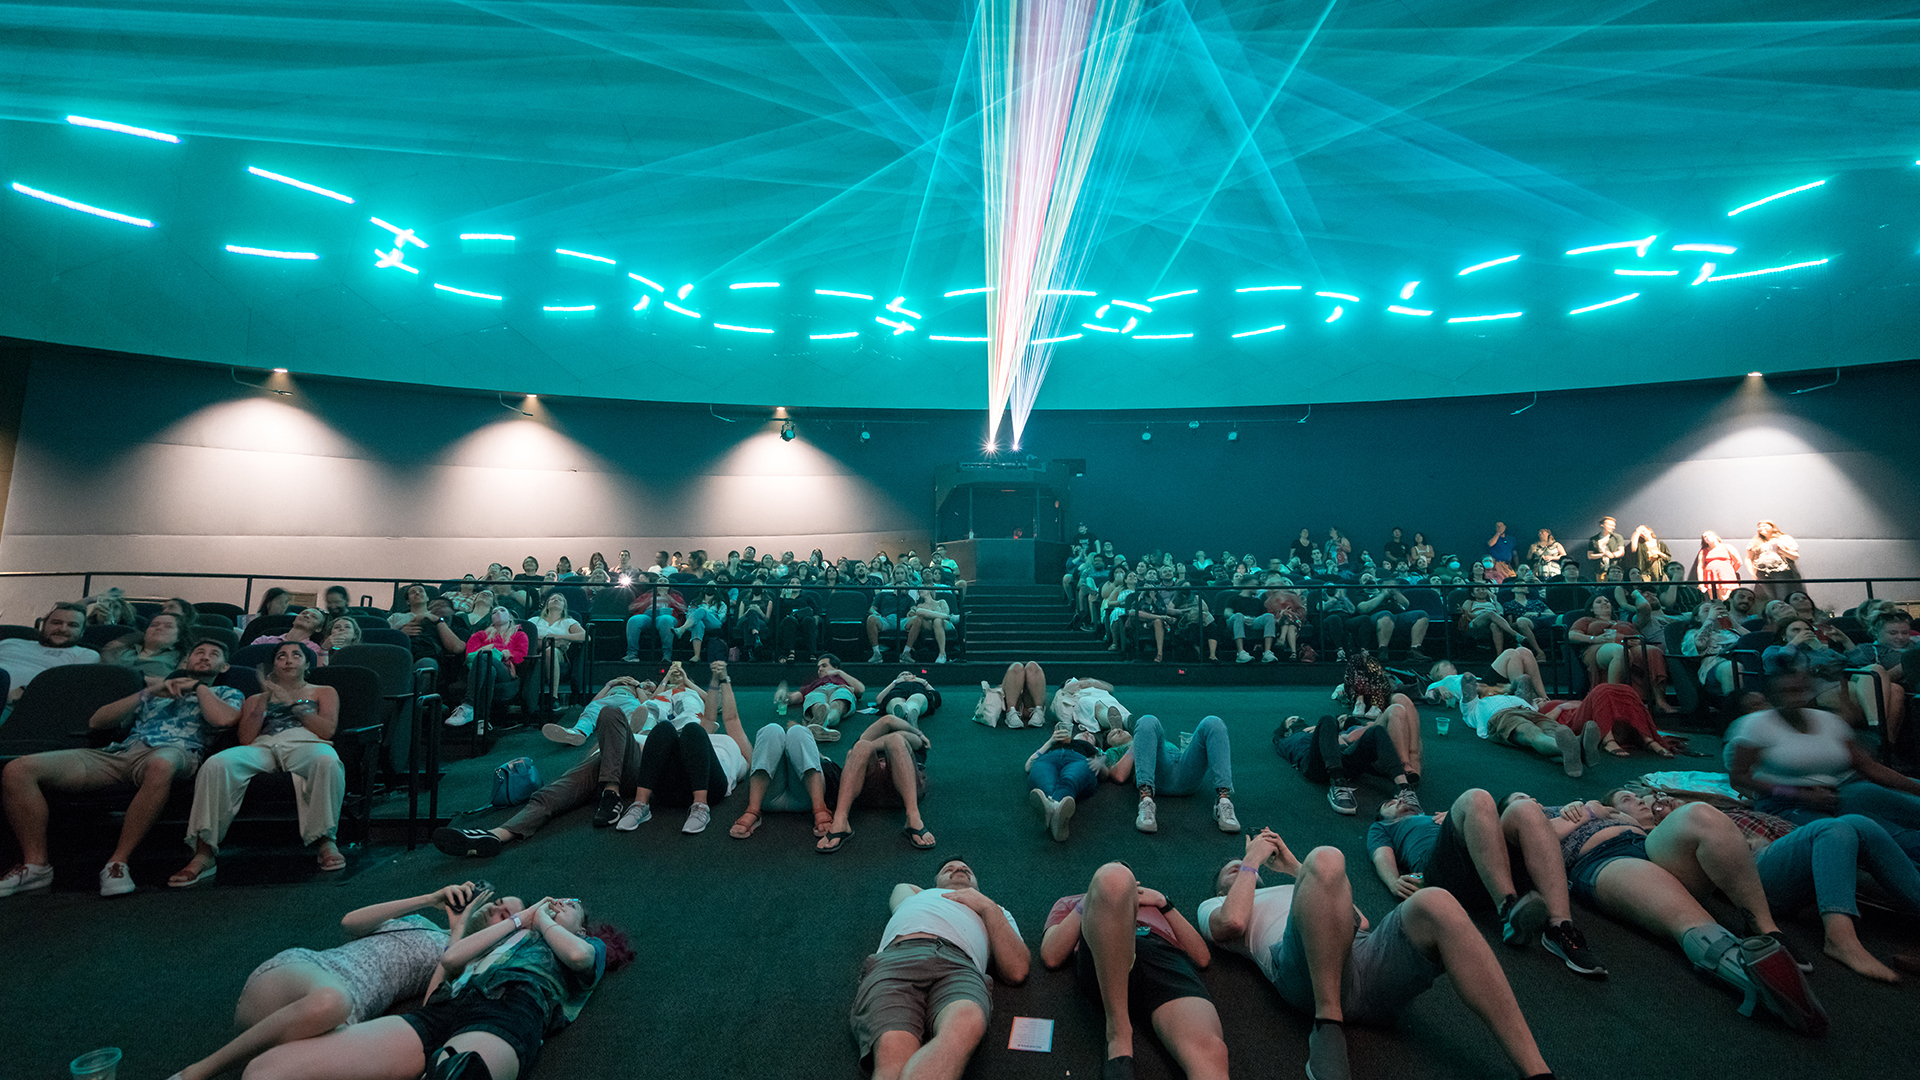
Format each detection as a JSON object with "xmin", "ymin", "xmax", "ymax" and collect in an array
[
  {"xmin": 82, "ymin": 573, "xmax": 94, "ymax": 597},
  {"xmin": 243, "ymin": 576, "xmax": 255, "ymax": 614}
]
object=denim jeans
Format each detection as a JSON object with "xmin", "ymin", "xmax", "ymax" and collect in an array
[
  {"xmin": 1231, "ymin": 612, "xmax": 1275, "ymax": 642},
  {"xmin": 625, "ymin": 611, "xmax": 674, "ymax": 654},
  {"xmin": 683, "ymin": 606, "xmax": 725, "ymax": 641},
  {"xmin": 1028, "ymin": 748, "xmax": 1099, "ymax": 802},
  {"xmin": 750, "ymin": 722, "xmax": 821, "ymax": 812},
  {"xmin": 1131, "ymin": 714, "xmax": 1233, "ymax": 795},
  {"xmin": 1756, "ymin": 814, "xmax": 1920, "ymax": 919}
]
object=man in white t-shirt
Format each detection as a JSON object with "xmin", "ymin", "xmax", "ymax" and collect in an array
[
  {"xmin": 1428, "ymin": 672, "xmax": 1595, "ymax": 777},
  {"xmin": 0, "ymin": 603, "xmax": 99, "ymax": 702},
  {"xmin": 1198, "ymin": 828, "xmax": 1557, "ymax": 1080},
  {"xmin": 849, "ymin": 857, "xmax": 1028, "ymax": 1080}
]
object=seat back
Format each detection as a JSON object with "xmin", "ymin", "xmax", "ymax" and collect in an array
[
  {"xmin": 83, "ymin": 623, "xmax": 135, "ymax": 650},
  {"xmin": 352, "ymin": 614, "xmax": 391, "ymax": 630},
  {"xmin": 215, "ymin": 665, "xmax": 263, "ymax": 698},
  {"xmin": 825, "ymin": 589, "xmax": 871, "ymax": 622},
  {"xmin": 231, "ymin": 642, "xmax": 280, "ymax": 671},
  {"xmin": 362, "ymin": 627, "xmax": 411, "ymax": 649},
  {"xmin": 590, "ymin": 586, "xmax": 636, "ymax": 619},
  {"xmin": 195, "ymin": 602, "xmax": 246, "ymax": 620},
  {"xmin": 193, "ymin": 612, "xmax": 235, "ymax": 629},
  {"xmin": 328, "ymin": 644, "xmax": 418, "ymax": 774},
  {"xmin": 189, "ymin": 625, "xmax": 240, "ymax": 654},
  {"xmin": 308, "ymin": 663, "xmax": 384, "ymax": 732},
  {"xmin": 239, "ymin": 613, "xmax": 296, "ymax": 646},
  {"xmin": 0, "ymin": 664, "xmax": 142, "ymax": 754},
  {"xmin": 0, "ymin": 624, "xmax": 39, "ymax": 642}
]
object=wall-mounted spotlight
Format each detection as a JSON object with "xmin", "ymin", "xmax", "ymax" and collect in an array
[
  {"xmin": 860, "ymin": 426, "xmax": 871, "ymax": 443},
  {"xmin": 1227, "ymin": 427, "xmax": 1238, "ymax": 442},
  {"xmin": 780, "ymin": 420, "xmax": 796, "ymax": 441},
  {"xmin": 1141, "ymin": 427, "xmax": 1152, "ymax": 442},
  {"xmin": 1747, "ymin": 371, "xmax": 1762, "ymax": 377},
  {"xmin": 272, "ymin": 367, "xmax": 288, "ymax": 374},
  {"xmin": 230, "ymin": 366, "xmax": 290, "ymax": 396},
  {"xmin": 1188, "ymin": 420, "xmax": 1200, "ymax": 429}
]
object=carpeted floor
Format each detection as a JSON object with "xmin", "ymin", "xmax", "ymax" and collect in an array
[{"xmin": 7, "ymin": 684, "xmax": 1914, "ymax": 1080}]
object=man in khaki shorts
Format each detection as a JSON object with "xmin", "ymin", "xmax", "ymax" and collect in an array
[
  {"xmin": 849, "ymin": 857, "xmax": 1029, "ymax": 1080},
  {"xmin": 0, "ymin": 639, "xmax": 241, "ymax": 897}
]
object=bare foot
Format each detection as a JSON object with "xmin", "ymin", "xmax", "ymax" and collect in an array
[{"xmin": 1826, "ymin": 939, "xmax": 1901, "ymax": 983}]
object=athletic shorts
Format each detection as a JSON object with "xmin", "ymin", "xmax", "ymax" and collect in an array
[
  {"xmin": 1414, "ymin": 816, "xmax": 1530, "ymax": 912},
  {"xmin": 1074, "ymin": 931, "xmax": 1210, "ymax": 1020},
  {"xmin": 804, "ymin": 686, "xmax": 857, "ymax": 713},
  {"xmin": 849, "ymin": 938, "xmax": 990, "ymax": 1068},
  {"xmin": 1567, "ymin": 831, "xmax": 1648, "ymax": 904},
  {"xmin": 1269, "ymin": 905, "xmax": 1443, "ymax": 1026},
  {"xmin": 403, "ymin": 982, "xmax": 547, "ymax": 1072}
]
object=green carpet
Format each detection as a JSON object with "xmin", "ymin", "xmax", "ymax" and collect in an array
[{"xmin": 7, "ymin": 685, "xmax": 1912, "ymax": 1080}]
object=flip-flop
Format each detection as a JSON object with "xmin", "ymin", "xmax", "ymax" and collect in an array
[
  {"xmin": 168, "ymin": 863, "xmax": 216, "ymax": 888},
  {"xmin": 729, "ymin": 810, "xmax": 763, "ymax": 839},
  {"xmin": 816, "ymin": 829, "xmax": 853, "ymax": 854},
  {"xmin": 903, "ymin": 825, "xmax": 937, "ymax": 850}
]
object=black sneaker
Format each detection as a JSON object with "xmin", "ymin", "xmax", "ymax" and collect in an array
[
  {"xmin": 1326, "ymin": 785, "xmax": 1358, "ymax": 815},
  {"xmin": 592, "ymin": 789, "xmax": 625, "ymax": 828},
  {"xmin": 1500, "ymin": 892, "xmax": 1548, "ymax": 947},
  {"xmin": 1306, "ymin": 1020, "xmax": 1350, "ymax": 1080},
  {"xmin": 1405, "ymin": 648, "xmax": 1431, "ymax": 664},
  {"xmin": 431, "ymin": 827, "xmax": 502, "ymax": 859},
  {"xmin": 1542, "ymin": 921, "xmax": 1608, "ymax": 977}
]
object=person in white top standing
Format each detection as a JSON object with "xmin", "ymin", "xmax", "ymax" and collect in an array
[
  {"xmin": 0, "ymin": 602, "xmax": 99, "ymax": 702},
  {"xmin": 1198, "ymin": 828, "xmax": 1556, "ymax": 1080},
  {"xmin": 849, "ymin": 857, "xmax": 1029, "ymax": 1080}
]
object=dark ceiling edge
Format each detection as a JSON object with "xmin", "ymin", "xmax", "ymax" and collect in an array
[{"xmin": 5, "ymin": 335, "xmax": 1913, "ymax": 426}]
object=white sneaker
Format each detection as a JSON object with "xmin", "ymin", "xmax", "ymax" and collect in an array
[
  {"xmin": 1135, "ymin": 796, "xmax": 1158, "ymax": 833},
  {"xmin": 1262, "ymin": 650, "xmax": 1277, "ymax": 663},
  {"xmin": 1235, "ymin": 650, "xmax": 1253, "ymax": 663},
  {"xmin": 620, "ymin": 653, "xmax": 639, "ymax": 663},
  {"xmin": 1213, "ymin": 796, "xmax": 1240, "ymax": 832},
  {"xmin": 869, "ymin": 646, "xmax": 885, "ymax": 663},
  {"xmin": 614, "ymin": 802, "xmax": 652, "ymax": 831},
  {"xmin": 1052, "ymin": 795, "xmax": 1075, "ymax": 842},
  {"xmin": 444, "ymin": 704, "xmax": 474, "ymax": 727},
  {"xmin": 681, "ymin": 802, "xmax": 711, "ymax": 834},
  {"xmin": 1005, "ymin": 711, "xmax": 1025, "ymax": 729},
  {"xmin": 99, "ymin": 861, "xmax": 135, "ymax": 897},
  {"xmin": 0, "ymin": 863, "xmax": 52, "ymax": 896},
  {"xmin": 542, "ymin": 722, "xmax": 587, "ymax": 746},
  {"xmin": 934, "ymin": 654, "xmax": 947, "ymax": 664},
  {"xmin": 898, "ymin": 648, "xmax": 911, "ymax": 662}
]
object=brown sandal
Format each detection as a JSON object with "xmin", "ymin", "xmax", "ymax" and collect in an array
[{"xmin": 729, "ymin": 810, "xmax": 762, "ymax": 839}]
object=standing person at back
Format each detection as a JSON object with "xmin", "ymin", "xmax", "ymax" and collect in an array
[{"xmin": 1586, "ymin": 517, "xmax": 1625, "ymax": 574}]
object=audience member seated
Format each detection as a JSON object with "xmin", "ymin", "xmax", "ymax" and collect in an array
[
  {"xmin": 1221, "ymin": 576, "xmax": 1276, "ymax": 663},
  {"xmin": 775, "ymin": 579, "xmax": 827, "ymax": 663},
  {"xmin": 1726, "ymin": 671, "xmax": 1920, "ymax": 866},
  {"xmin": 168, "ymin": 883, "xmax": 517, "ymax": 1080},
  {"xmin": 673, "ymin": 587, "xmax": 727, "ymax": 663},
  {"xmin": 1684, "ymin": 601, "xmax": 1743, "ymax": 699},
  {"xmin": 448, "ymin": 606, "xmax": 529, "ymax": 729},
  {"xmin": 1542, "ymin": 562, "xmax": 1591, "ymax": 614},
  {"xmin": 171, "ymin": 642, "xmax": 346, "ymax": 885},
  {"xmin": 387, "ymin": 584, "xmax": 435, "ymax": 632},
  {"xmin": 622, "ymin": 574, "xmax": 678, "ymax": 663},
  {"xmin": 734, "ymin": 583, "xmax": 775, "ymax": 659},
  {"xmin": 251, "ymin": 607, "xmax": 326, "ymax": 661},
  {"xmin": 1041, "ymin": 862, "xmax": 1228, "ymax": 1080},
  {"xmin": 816, "ymin": 712, "xmax": 935, "ymax": 853},
  {"xmin": 0, "ymin": 639, "xmax": 240, "ymax": 898},
  {"xmin": 1500, "ymin": 584, "xmax": 1552, "ymax": 656},
  {"xmin": 1847, "ymin": 611, "xmax": 1918, "ymax": 760},
  {"xmin": 1762, "ymin": 618, "xmax": 1886, "ymax": 729},
  {"xmin": 611, "ymin": 663, "xmax": 751, "ymax": 836},
  {"xmin": 1534, "ymin": 793, "xmax": 1826, "ymax": 1032},
  {"xmin": 774, "ymin": 655, "xmax": 865, "ymax": 743},
  {"xmin": 1273, "ymin": 713, "xmax": 1419, "ymax": 818},
  {"xmin": 1458, "ymin": 585, "xmax": 1526, "ymax": 657},
  {"xmin": 243, "ymin": 897, "xmax": 628, "ymax": 1080},
  {"xmin": 249, "ymin": 588, "xmax": 294, "ymax": 627},
  {"xmin": 99, "ymin": 611, "xmax": 186, "ymax": 682},
  {"xmin": 1123, "ymin": 713, "xmax": 1237, "ymax": 836},
  {"xmin": 1569, "ymin": 594, "xmax": 1675, "ymax": 714},
  {"xmin": 1607, "ymin": 789, "xmax": 1920, "ymax": 982},
  {"xmin": 320, "ymin": 585, "xmax": 354, "ymax": 620},
  {"xmin": 0, "ymin": 602, "xmax": 98, "ymax": 701},
  {"xmin": 1201, "ymin": 829, "xmax": 1559, "ymax": 1080},
  {"xmin": 900, "ymin": 587, "xmax": 954, "ymax": 664},
  {"xmin": 865, "ymin": 578, "xmax": 910, "ymax": 663},
  {"xmin": 319, "ymin": 615, "xmax": 362, "ymax": 664},
  {"xmin": 530, "ymin": 593, "xmax": 587, "ymax": 702},
  {"xmin": 848, "ymin": 858, "xmax": 1027, "ymax": 1080},
  {"xmin": 1370, "ymin": 789, "xmax": 1604, "ymax": 976},
  {"xmin": 1350, "ymin": 579, "xmax": 1433, "ymax": 664}
]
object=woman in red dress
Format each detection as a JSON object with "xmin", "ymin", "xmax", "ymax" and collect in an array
[{"xmin": 1693, "ymin": 530, "xmax": 1742, "ymax": 600}]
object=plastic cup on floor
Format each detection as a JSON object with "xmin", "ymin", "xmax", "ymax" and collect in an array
[
  {"xmin": 1436, "ymin": 714, "xmax": 1451, "ymax": 735},
  {"xmin": 1178, "ymin": 731, "xmax": 1193, "ymax": 751},
  {"xmin": 70, "ymin": 1049, "xmax": 122, "ymax": 1080}
]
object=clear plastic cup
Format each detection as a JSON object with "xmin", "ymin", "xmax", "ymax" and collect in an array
[
  {"xmin": 1436, "ymin": 713, "xmax": 1451, "ymax": 735},
  {"xmin": 70, "ymin": 1049, "xmax": 122, "ymax": 1080}
]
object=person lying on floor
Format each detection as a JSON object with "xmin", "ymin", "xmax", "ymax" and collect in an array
[
  {"xmin": 1040, "ymin": 863, "xmax": 1227, "ymax": 1080},
  {"xmin": 168, "ymin": 882, "xmax": 518, "ymax": 1080},
  {"xmin": 1424, "ymin": 673, "xmax": 1604, "ymax": 777},
  {"xmin": 540, "ymin": 676, "xmax": 650, "ymax": 746},
  {"xmin": 1113, "ymin": 714, "xmax": 1238, "ymax": 836},
  {"xmin": 1200, "ymin": 828, "xmax": 1561, "ymax": 1080},
  {"xmin": 432, "ymin": 662, "xmax": 749, "ymax": 854},
  {"xmin": 1023, "ymin": 717, "xmax": 1124, "ymax": 842},
  {"xmin": 817, "ymin": 711, "xmax": 936, "ymax": 853},
  {"xmin": 1369, "ymin": 789, "xmax": 1605, "ymax": 976},
  {"xmin": 1607, "ymin": 788, "xmax": 1920, "ymax": 982},
  {"xmin": 774, "ymin": 653, "xmax": 866, "ymax": 743},
  {"xmin": 1526, "ymin": 792, "xmax": 1828, "ymax": 1033},
  {"xmin": 1273, "ymin": 711, "xmax": 1421, "ymax": 818},
  {"xmin": 875, "ymin": 671, "xmax": 942, "ymax": 725},
  {"xmin": 849, "ymin": 858, "xmax": 1027, "ymax": 1080},
  {"xmin": 1426, "ymin": 651, "xmax": 1545, "ymax": 705},
  {"xmin": 1049, "ymin": 673, "xmax": 1130, "ymax": 735},
  {"xmin": 244, "ymin": 897, "xmax": 632, "ymax": 1080}
]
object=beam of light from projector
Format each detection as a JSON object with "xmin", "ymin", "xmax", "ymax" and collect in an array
[
  {"xmin": 1691, "ymin": 263, "xmax": 1717, "ymax": 285},
  {"xmin": 434, "ymin": 283, "xmax": 503, "ymax": 300},
  {"xmin": 10, "ymin": 182, "xmax": 153, "ymax": 226},
  {"xmin": 542, "ymin": 304, "xmax": 595, "ymax": 312},
  {"xmin": 1146, "ymin": 289, "xmax": 1196, "ymax": 302},
  {"xmin": 1132, "ymin": 332, "xmax": 1191, "ymax": 339},
  {"xmin": 1614, "ymin": 269, "xmax": 1679, "ymax": 276},
  {"xmin": 632, "ymin": 295, "xmax": 651, "ymax": 310},
  {"xmin": 816, "ymin": 289, "xmax": 873, "ymax": 299},
  {"xmin": 1315, "ymin": 292, "xmax": 1358, "ymax": 302},
  {"xmin": 811, "ymin": 331, "xmax": 861, "ymax": 340},
  {"xmin": 729, "ymin": 281, "xmax": 779, "ymax": 289},
  {"xmin": 1235, "ymin": 285, "xmax": 1300, "ymax": 292},
  {"xmin": 247, "ymin": 166, "xmax": 354, "ymax": 204},
  {"xmin": 1672, "ymin": 244, "xmax": 1736, "ymax": 254},
  {"xmin": 66, "ymin": 115, "xmax": 180, "ymax": 142},
  {"xmin": 556, "ymin": 248, "xmax": 614, "ymax": 265},
  {"xmin": 714, "ymin": 323, "xmax": 774, "ymax": 334},
  {"xmin": 1232, "ymin": 324, "xmax": 1285, "ymax": 338},
  {"xmin": 663, "ymin": 302, "xmax": 700, "ymax": 318},
  {"xmin": 1565, "ymin": 235, "xmax": 1655, "ymax": 256},
  {"xmin": 1447, "ymin": 311, "xmax": 1523, "ymax": 323},
  {"xmin": 461, "ymin": 233, "xmax": 515, "ymax": 241},
  {"xmin": 628, "ymin": 273, "xmax": 664, "ymax": 292},
  {"xmin": 930, "ymin": 335, "xmax": 990, "ymax": 341},
  {"xmin": 225, "ymin": 245, "xmax": 317, "ymax": 260},
  {"xmin": 1325, "ymin": 306, "xmax": 1343, "ymax": 322},
  {"xmin": 979, "ymin": 0, "xmax": 1145, "ymax": 446},
  {"xmin": 1704, "ymin": 258, "xmax": 1830, "ymax": 281},
  {"xmin": 1399, "ymin": 281, "xmax": 1419, "ymax": 299},
  {"xmin": 1387, "ymin": 305, "xmax": 1432, "ymax": 316},
  {"xmin": 1458, "ymin": 254, "xmax": 1520, "ymax": 275},
  {"xmin": 1037, "ymin": 288, "xmax": 1097, "ymax": 296},
  {"xmin": 945, "ymin": 286, "xmax": 993, "ymax": 297},
  {"xmin": 1110, "ymin": 300, "xmax": 1151, "ymax": 312},
  {"xmin": 1727, "ymin": 180, "xmax": 1825, "ymax": 216},
  {"xmin": 370, "ymin": 218, "xmax": 426, "ymax": 248},
  {"xmin": 1568, "ymin": 293, "xmax": 1639, "ymax": 314}
]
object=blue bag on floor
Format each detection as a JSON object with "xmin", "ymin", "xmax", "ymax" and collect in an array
[{"xmin": 490, "ymin": 757, "xmax": 541, "ymax": 807}]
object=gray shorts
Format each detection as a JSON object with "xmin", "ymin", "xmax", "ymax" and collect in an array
[
  {"xmin": 1269, "ymin": 905, "xmax": 1443, "ymax": 1025},
  {"xmin": 849, "ymin": 938, "xmax": 990, "ymax": 1067},
  {"xmin": 872, "ymin": 614, "xmax": 902, "ymax": 631}
]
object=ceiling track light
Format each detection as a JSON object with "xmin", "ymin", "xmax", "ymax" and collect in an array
[
  {"xmin": 1141, "ymin": 427, "xmax": 1152, "ymax": 442},
  {"xmin": 1227, "ymin": 427, "xmax": 1238, "ymax": 442},
  {"xmin": 498, "ymin": 392, "xmax": 531, "ymax": 416},
  {"xmin": 780, "ymin": 420, "xmax": 796, "ymax": 441},
  {"xmin": 229, "ymin": 366, "xmax": 290, "ymax": 396},
  {"xmin": 859, "ymin": 425, "xmax": 871, "ymax": 442}
]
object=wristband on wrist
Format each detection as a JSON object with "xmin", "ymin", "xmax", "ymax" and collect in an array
[
  {"xmin": 1237, "ymin": 863, "xmax": 1260, "ymax": 875},
  {"xmin": 511, "ymin": 913, "xmax": 523, "ymax": 930}
]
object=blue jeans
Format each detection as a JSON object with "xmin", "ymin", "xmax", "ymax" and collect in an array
[
  {"xmin": 1766, "ymin": 778, "xmax": 1920, "ymax": 866},
  {"xmin": 1231, "ymin": 612, "xmax": 1274, "ymax": 642},
  {"xmin": 1131, "ymin": 714, "xmax": 1233, "ymax": 795},
  {"xmin": 625, "ymin": 611, "xmax": 673, "ymax": 654},
  {"xmin": 749, "ymin": 722, "xmax": 821, "ymax": 812},
  {"xmin": 1028, "ymin": 749, "xmax": 1098, "ymax": 802},
  {"xmin": 682, "ymin": 607, "xmax": 725, "ymax": 641},
  {"xmin": 1756, "ymin": 814, "xmax": 1920, "ymax": 919}
]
